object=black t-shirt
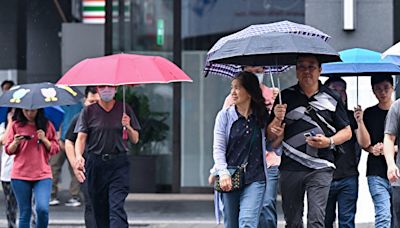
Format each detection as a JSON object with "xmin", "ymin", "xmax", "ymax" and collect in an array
[
  {"xmin": 363, "ymin": 105, "xmax": 388, "ymax": 179},
  {"xmin": 74, "ymin": 101, "xmax": 141, "ymax": 155},
  {"xmin": 65, "ymin": 114, "xmax": 79, "ymax": 143},
  {"xmin": 333, "ymin": 110, "xmax": 360, "ymax": 180}
]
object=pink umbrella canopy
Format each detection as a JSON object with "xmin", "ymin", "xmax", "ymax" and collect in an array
[{"xmin": 57, "ymin": 53, "xmax": 193, "ymax": 86}]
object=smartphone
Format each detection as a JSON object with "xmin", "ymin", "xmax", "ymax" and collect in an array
[
  {"xmin": 304, "ymin": 131, "xmax": 316, "ymax": 138},
  {"xmin": 21, "ymin": 135, "xmax": 32, "ymax": 140}
]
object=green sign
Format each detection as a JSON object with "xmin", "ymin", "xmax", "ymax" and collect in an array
[{"xmin": 157, "ymin": 19, "xmax": 165, "ymax": 46}]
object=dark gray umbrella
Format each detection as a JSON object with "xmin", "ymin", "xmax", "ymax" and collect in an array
[
  {"xmin": 0, "ymin": 82, "xmax": 83, "ymax": 109},
  {"xmin": 208, "ymin": 32, "xmax": 341, "ymax": 66}
]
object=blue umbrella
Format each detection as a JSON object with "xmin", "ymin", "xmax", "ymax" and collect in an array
[
  {"xmin": 0, "ymin": 106, "xmax": 65, "ymax": 130},
  {"xmin": 321, "ymin": 48, "xmax": 400, "ymax": 76},
  {"xmin": 321, "ymin": 48, "xmax": 400, "ymax": 104}
]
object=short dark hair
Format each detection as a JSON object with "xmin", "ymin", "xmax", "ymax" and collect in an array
[
  {"xmin": 1, "ymin": 80, "xmax": 14, "ymax": 90},
  {"xmin": 371, "ymin": 75, "xmax": 393, "ymax": 87},
  {"xmin": 324, "ymin": 75, "xmax": 346, "ymax": 88},
  {"xmin": 84, "ymin": 86, "xmax": 97, "ymax": 97},
  {"xmin": 296, "ymin": 54, "xmax": 322, "ymax": 67}
]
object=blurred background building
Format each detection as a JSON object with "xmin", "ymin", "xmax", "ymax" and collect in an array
[{"xmin": 0, "ymin": 1, "xmax": 399, "ymax": 207}]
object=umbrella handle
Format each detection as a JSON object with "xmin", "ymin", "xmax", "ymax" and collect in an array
[
  {"xmin": 123, "ymin": 126, "xmax": 128, "ymax": 140},
  {"xmin": 269, "ymin": 69, "xmax": 276, "ymax": 88},
  {"xmin": 277, "ymin": 77, "xmax": 282, "ymax": 105},
  {"xmin": 122, "ymin": 85, "xmax": 128, "ymax": 140}
]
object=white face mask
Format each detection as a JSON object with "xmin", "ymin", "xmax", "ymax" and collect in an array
[
  {"xmin": 98, "ymin": 87, "xmax": 116, "ymax": 102},
  {"xmin": 255, "ymin": 73, "xmax": 264, "ymax": 84}
]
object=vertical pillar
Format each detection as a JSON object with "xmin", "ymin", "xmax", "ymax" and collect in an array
[{"xmin": 172, "ymin": 0, "xmax": 182, "ymax": 193}]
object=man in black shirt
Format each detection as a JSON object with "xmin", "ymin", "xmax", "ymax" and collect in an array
[
  {"xmin": 268, "ymin": 54, "xmax": 352, "ymax": 227},
  {"xmin": 324, "ymin": 76, "xmax": 361, "ymax": 228},
  {"xmin": 65, "ymin": 86, "xmax": 99, "ymax": 228},
  {"xmin": 74, "ymin": 85, "xmax": 140, "ymax": 228},
  {"xmin": 355, "ymin": 75, "xmax": 394, "ymax": 227}
]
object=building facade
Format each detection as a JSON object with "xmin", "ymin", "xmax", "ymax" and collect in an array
[{"xmin": 0, "ymin": 0, "xmax": 399, "ymax": 193}]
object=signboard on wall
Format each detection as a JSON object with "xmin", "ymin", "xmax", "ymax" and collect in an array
[{"xmin": 82, "ymin": 0, "xmax": 105, "ymax": 24}]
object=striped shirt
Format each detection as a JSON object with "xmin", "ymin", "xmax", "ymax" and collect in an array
[{"xmin": 270, "ymin": 82, "xmax": 349, "ymax": 171}]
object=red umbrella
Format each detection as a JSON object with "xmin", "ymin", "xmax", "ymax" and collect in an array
[
  {"xmin": 57, "ymin": 53, "xmax": 192, "ymax": 86},
  {"xmin": 57, "ymin": 53, "xmax": 192, "ymax": 139}
]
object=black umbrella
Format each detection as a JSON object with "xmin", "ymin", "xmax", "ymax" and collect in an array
[
  {"xmin": 0, "ymin": 82, "xmax": 83, "ymax": 109},
  {"xmin": 208, "ymin": 32, "xmax": 340, "ymax": 66}
]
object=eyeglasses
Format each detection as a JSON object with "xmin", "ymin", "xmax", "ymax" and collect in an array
[{"xmin": 296, "ymin": 64, "xmax": 319, "ymax": 72}]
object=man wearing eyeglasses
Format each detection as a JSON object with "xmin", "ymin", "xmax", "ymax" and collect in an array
[
  {"xmin": 267, "ymin": 54, "xmax": 352, "ymax": 227},
  {"xmin": 355, "ymin": 75, "xmax": 395, "ymax": 228}
]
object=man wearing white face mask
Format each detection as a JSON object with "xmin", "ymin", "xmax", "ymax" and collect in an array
[
  {"xmin": 219, "ymin": 66, "xmax": 281, "ymax": 228},
  {"xmin": 73, "ymin": 85, "xmax": 140, "ymax": 228}
]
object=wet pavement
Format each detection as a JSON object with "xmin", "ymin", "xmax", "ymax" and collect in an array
[{"xmin": 0, "ymin": 190, "xmax": 374, "ymax": 228}]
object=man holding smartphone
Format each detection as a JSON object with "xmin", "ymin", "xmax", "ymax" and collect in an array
[{"xmin": 267, "ymin": 54, "xmax": 351, "ymax": 227}]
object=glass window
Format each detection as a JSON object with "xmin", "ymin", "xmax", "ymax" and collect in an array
[
  {"xmin": 113, "ymin": 0, "xmax": 305, "ymax": 189},
  {"xmin": 180, "ymin": 0, "xmax": 304, "ymax": 188},
  {"xmin": 112, "ymin": 0, "xmax": 174, "ymax": 192},
  {"xmin": 182, "ymin": 0, "xmax": 305, "ymax": 50}
]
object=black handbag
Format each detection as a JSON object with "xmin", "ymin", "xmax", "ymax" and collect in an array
[{"xmin": 214, "ymin": 124, "xmax": 258, "ymax": 193}]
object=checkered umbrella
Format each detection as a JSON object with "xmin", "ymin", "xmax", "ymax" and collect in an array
[{"xmin": 204, "ymin": 20, "xmax": 331, "ymax": 79}]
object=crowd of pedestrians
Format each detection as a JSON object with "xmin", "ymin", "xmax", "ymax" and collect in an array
[
  {"xmin": 0, "ymin": 82, "xmax": 139, "ymax": 228},
  {"xmin": 0, "ymin": 55, "xmax": 399, "ymax": 228},
  {"xmin": 210, "ymin": 54, "xmax": 400, "ymax": 228}
]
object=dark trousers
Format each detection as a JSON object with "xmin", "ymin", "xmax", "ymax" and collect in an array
[
  {"xmin": 86, "ymin": 153, "xmax": 130, "ymax": 228},
  {"xmin": 2, "ymin": 181, "xmax": 17, "ymax": 228},
  {"xmin": 82, "ymin": 180, "xmax": 97, "ymax": 228},
  {"xmin": 393, "ymin": 186, "xmax": 400, "ymax": 228},
  {"xmin": 280, "ymin": 169, "xmax": 333, "ymax": 228},
  {"xmin": 325, "ymin": 176, "xmax": 358, "ymax": 228}
]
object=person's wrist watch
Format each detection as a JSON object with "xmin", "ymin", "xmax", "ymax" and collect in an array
[{"xmin": 329, "ymin": 137, "xmax": 335, "ymax": 149}]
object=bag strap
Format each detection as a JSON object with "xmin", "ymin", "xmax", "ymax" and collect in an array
[
  {"xmin": 305, "ymin": 105, "xmax": 334, "ymax": 137},
  {"xmin": 241, "ymin": 121, "xmax": 259, "ymax": 169}
]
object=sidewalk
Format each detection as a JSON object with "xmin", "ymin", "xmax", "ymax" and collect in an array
[
  {"xmin": 0, "ymin": 190, "xmax": 374, "ymax": 228},
  {"xmin": 0, "ymin": 191, "xmax": 223, "ymax": 228}
]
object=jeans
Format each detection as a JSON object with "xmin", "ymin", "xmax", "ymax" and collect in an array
[
  {"xmin": 325, "ymin": 176, "xmax": 358, "ymax": 228},
  {"xmin": 258, "ymin": 166, "xmax": 279, "ymax": 228},
  {"xmin": 367, "ymin": 176, "xmax": 392, "ymax": 228},
  {"xmin": 222, "ymin": 181, "xmax": 266, "ymax": 228},
  {"xmin": 280, "ymin": 169, "xmax": 333, "ymax": 228},
  {"xmin": 11, "ymin": 178, "xmax": 52, "ymax": 228},
  {"xmin": 392, "ymin": 186, "xmax": 400, "ymax": 228}
]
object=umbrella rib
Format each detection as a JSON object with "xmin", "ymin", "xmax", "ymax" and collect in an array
[{"xmin": 115, "ymin": 55, "xmax": 122, "ymax": 86}]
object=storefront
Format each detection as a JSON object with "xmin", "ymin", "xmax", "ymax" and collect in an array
[{"xmin": 104, "ymin": 0, "xmax": 305, "ymax": 192}]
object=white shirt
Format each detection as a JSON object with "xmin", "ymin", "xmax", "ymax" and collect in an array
[{"xmin": 0, "ymin": 122, "xmax": 14, "ymax": 182}]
